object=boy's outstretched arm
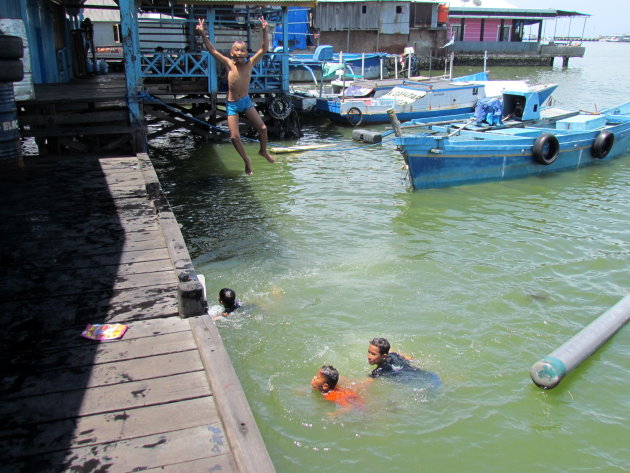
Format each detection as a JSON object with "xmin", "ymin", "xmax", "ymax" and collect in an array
[
  {"xmin": 250, "ymin": 16, "xmax": 269, "ymax": 65},
  {"xmin": 196, "ymin": 18, "xmax": 232, "ymax": 67}
]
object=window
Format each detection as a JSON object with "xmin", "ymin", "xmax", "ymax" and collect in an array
[
  {"xmin": 113, "ymin": 24, "xmax": 122, "ymax": 44},
  {"xmin": 362, "ymin": 5, "xmax": 367, "ymax": 14},
  {"xmin": 452, "ymin": 25, "xmax": 462, "ymax": 42},
  {"xmin": 498, "ymin": 26, "xmax": 511, "ymax": 42},
  {"xmin": 396, "ymin": 5, "xmax": 403, "ymax": 14}
]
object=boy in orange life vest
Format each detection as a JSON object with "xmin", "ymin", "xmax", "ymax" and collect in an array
[
  {"xmin": 311, "ymin": 365, "xmax": 363, "ymax": 409},
  {"xmin": 196, "ymin": 17, "xmax": 275, "ymax": 175}
]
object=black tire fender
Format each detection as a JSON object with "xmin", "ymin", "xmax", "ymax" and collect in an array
[
  {"xmin": 0, "ymin": 59, "xmax": 24, "ymax": 83},
  {"xmin": 591, "ymin": 130, "xmax": 614, "ymax": 158},
  {"xmin": 346, "ymin": 107, "xmax": 363, "ymax": 126},
  {"xmin": 267, "ymin": 95, "xmax": 293, "ymax": 120},
  {"xmin": 0, "ymin": 35, "xmax": 24, "ymax": 60},
  {"xmin": 532, "ymin": 133, "xmax": 560, "ymax": 165}
]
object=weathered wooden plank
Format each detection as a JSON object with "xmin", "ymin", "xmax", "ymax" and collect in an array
[
  {"xmin": 0, "ymin": 396, "xmax": 220, "ymax": 458},
  {"xmin": 141, "ymin": 454, "xmax": 238, "ymax": 473},
  {"xmin": 0, "ymin": 217, "xmax": 161, "ymax": 238},
  {"xmin": 0, "ymin": 207, "xmax": 158, "ymax": 233},
  {"xmin": 1, "ymin": 269, "xmax": 176, "ymax": 303},
  {"xmin": 0, "ymin": 195, "xmax": 155, "ymax": 217},
  {"xmin": 1, "ymin": 232, "xmax": 167, "ymax": 263},
  {"xmin": 3, "ymin": 234, "xmax": 167, "ymax": 264},
  {"xmin": 1, "ymin": 315, "xmax": 191, "ymax": 356},
  {"xmin": 3, "ymin": 330, "xmax": 198, "ymax": 373},
  {"xmin": 0, "ymin": 291, "xmax": 179, "ymax": 346},
  {"xmin": 107, "ymin": 316, "xmax": 191, "ymax": 339},
  {"xmin": 19, "ymin": 110, "xmax": 129, "ymax": 126},
  {"xmin": 1, "ymin": 349, "xmax": 203, "ymax": 399},
  {"xmin": 190, "ymin": 315, "xmax": 277, "ymax": 473},
  {"xmin": 0, "ymin": 371, "xmax": 211, "ymax": 426},
  {"xmin": 4, "ymin": 424, "xmax": 232, "ymax": 473},
  {"xmin": 21, "ymin": 125, "xmax": 137, "ymax": 138},
  {"xmin": 1, "ymin": 319, "xmax": 194, "ymax": 384}
]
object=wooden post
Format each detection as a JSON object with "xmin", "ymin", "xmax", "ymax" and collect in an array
[
  {"xmin": 178, "ymin": 277, "xmax": 205, "ymax": 318},
  {"xmin": 387, "ymin": 109, "xmax": 402, "ymax": 137},
  {"xmin": 119, "ymin": 0, "xmax": 146, "ymax": 152}
]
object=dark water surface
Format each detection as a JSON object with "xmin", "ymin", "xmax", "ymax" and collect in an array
[{"xmin": 150, "ymin": 41, "xmax": 630, "ymax": 473}]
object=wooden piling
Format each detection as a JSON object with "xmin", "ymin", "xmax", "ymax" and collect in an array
[{"xmin": 387, "ymin": 108, "xmax": 402, "ymax": 137}]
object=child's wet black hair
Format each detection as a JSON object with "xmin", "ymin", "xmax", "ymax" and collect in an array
[
  {"xmin": 219, "ymin": 288, "xmax": 237, "ymax": 309},
  {"xmin": 370, "ymin": 337, "xmax": 391, "ymax": 355},
  {"xmin": 320, "ymin": 365, "xmax": 339, "ymax": 389}
]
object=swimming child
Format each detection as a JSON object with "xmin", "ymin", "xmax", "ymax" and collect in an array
[
  {"xmin": 217, "ymin": 288, "xmax": 242, "ymax": 317},
  {"xmin": 196, "ymin": 17, "xmax": 275, "ymax": 175},
  {"xmin": 367, "ymin": 337, "xmax": 441, "ymax": 388},
  {"xmin": 311, "ymin": 365, "xmax": 363, "ymax": 410}
]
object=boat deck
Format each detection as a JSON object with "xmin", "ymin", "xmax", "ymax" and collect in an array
[{"xmin": 0, "ymin": 153, "xmax": 275, "ymax": 472}]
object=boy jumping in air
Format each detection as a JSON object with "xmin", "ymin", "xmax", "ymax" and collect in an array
[{"xmin": 196, "ymin": 17, "xmax": 275, "ymax": 174}]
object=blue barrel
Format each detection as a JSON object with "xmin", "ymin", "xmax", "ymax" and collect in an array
[{"xmin": 0, "ymin": 82, "xmax": 21, "ymax": 165}]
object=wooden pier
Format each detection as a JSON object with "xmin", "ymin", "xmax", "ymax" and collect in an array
[{"xmin": 0, "ymin": 152, "xmax": 275, "ymax": 472}]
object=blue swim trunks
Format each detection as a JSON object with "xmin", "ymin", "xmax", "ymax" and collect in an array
[{"xmin": 226, "ymin": 95, "xmax": 254, "ymax": 116}]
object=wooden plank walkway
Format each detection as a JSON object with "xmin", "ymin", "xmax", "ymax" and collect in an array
[{"xmin": 0, "ymin": 153, "xmax": 275, "ymax": 472}]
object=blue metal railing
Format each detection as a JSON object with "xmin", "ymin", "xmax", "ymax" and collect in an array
[{"xmin": 140, "ymin": 51, "xmax": 286, "ymax": 94}]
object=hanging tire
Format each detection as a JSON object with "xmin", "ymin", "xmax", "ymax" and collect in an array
[
  {"xmin": 591, "ymin": 130, "xmax": 614, "ymax": 158},
  {"xmin": 267, "ymin": 95, "xmax": 293, "ymax": 120},
  {"xmin": 0, "ymin": 35, "xmax": 24, "ymax": 60},
  {"xmin": 532, "ymin": 133, "xmax": 560, "ymax": 165},
  {"xmin": 346, "ymin": 107, "xmax": 363, "ymax": 126},
  {"xmin": 0, "ymin": 59, "xmax": 23, "ymax": 83}
]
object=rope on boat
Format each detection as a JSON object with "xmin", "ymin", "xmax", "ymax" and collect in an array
[{"xmin": 138, "ymin": 91, "xmax": 395, "ymax": 152}]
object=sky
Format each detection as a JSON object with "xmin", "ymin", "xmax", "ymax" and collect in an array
[
  {"xmin": 445, "ymin": 1, "xmax": 628, "ymax": 37},
  {"xmin": 506, "ymin": 0, "xmax": 628, "ymax": 37}
]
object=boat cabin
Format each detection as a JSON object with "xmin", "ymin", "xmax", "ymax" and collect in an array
[{"xmin": 503, "ymin": 90, "xmax": 543, "ymax": 121}]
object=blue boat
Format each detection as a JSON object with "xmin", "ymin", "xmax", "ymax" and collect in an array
[
  {"xmin": 316, "ymin": 75, "xmax": 557, "ymax": 126},
  {"xmin": 287, "ymin": 45, "xmax": 395, "ymax": 82},
  {"xmin": 392, "ymin": 91, "xmax": 630, "ymax": 189}
]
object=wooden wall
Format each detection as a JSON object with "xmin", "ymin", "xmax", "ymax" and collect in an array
[{"xmin": 315, "ymin": 2, "xmax": 410, "ymax": 35}]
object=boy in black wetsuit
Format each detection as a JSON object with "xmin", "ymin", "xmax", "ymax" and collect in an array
[
  {"xmin": 367, "ymin": 337, "xmax": 441, "ymax": 388},
  {"xmin": 367, "ymin": 337, "xmax": 414, "ymax": 377}
]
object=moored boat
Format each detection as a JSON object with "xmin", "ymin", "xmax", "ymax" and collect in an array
[
  {"xmin": 392, "ymin": 92, "xmax": 630, "ymax": 189},
  {"xmin": 287, "ymin": 45, "xmax": 396, "ymax": 82},
  {"xmin": 316, "ymin": 75, "xmax": 557, "ymax": 126}
]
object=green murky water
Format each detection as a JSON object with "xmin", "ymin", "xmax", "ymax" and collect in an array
[{"xmin": 150, "ymin": 42, "xmax": 630, "ymax": 473}]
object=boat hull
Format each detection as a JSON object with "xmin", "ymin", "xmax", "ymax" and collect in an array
[
  {"xmin": 397, "ymin": 121, "xmax": 630, "ymax": 189},
  {"xmin": 319, "ymin": 103, "xmax": 478, "ymax": 125}
]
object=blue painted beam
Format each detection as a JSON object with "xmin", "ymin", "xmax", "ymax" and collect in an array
[
  {"xmin": 118, "ymin": 0, "xmax": 144, "ymax": 146},
  {"xmin": 281, "ymin": 6, "xmax": 289, "ymax": 92}
]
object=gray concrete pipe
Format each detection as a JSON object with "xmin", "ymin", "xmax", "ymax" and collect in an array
[{"xmin": 530, "ymin": 293, "xmax": 630, "ymax": 389}]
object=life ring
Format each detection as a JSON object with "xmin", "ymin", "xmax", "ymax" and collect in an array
[
  {"xmin": 267, "ymin": 95, "xmax": 293, "ymax": 120},
  {"xmin": 533, "ymin": 133, "xmax": 560, "ymax": 165},
  {"xmin": 591, "ymin": 130, "xmax": 614, "ymax": 158},
  {"xmin": 346, "ymin": 107, "xmax": 363, "ymax": 126}
]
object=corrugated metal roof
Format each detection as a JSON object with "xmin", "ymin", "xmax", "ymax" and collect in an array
[{"xmin": 176, "ymin": 0, "xmax": 317, "ymax": 6}]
